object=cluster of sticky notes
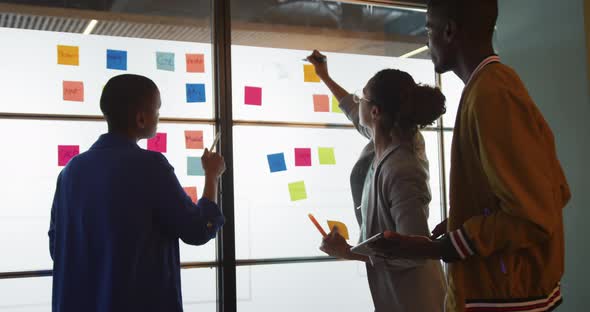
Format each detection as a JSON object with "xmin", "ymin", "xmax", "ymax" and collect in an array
[
  {"xmin": 266, "ymin": 147, "xmax": 336, "ymax": 202},
  {"xmin": 267, "ymin": 147, "xmax": 336, "ymax": 173},
  {"xmin": 244, "ymin": 86, "xmax": 262, "ymax": 106},
  {"xmin": 183, "ymin": 186, "xmax": 198, "ymax": 203},
  {"xmin": 303, "ymin": 64, "xmax": 321, "ymax": 83},
  {"xmin": 58, "ymin": 145, "xmax": 80, "ymax": 166},
  {"xmin": 155, "ymin": 52, "xmax": 206, "ymax": 73},
  {"xmin": 147, "ymin": 133, "xmax": 167, "ymax": 153},
  {"xmin": 312, "ymin": 94, "xmax": 343, "ymax": 114}
]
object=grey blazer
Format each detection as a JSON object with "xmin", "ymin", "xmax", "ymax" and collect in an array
[{"xmin": 340, "ymin": 94, "xmax": 446, "ymax": 312}]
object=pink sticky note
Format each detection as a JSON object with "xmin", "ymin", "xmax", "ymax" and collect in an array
[
  {"xmin": 294, "ymin": 148, "xmax": 312, "ymax": 167},
  {"xmin": 245, "ymin": 86, "xmax": 262, "ymax": 106},
  {"xmin": 186, "ymin": 53, "xmax": 205, "ymax": 73},
  {"xmin": 58, "ymin": 145, "xmax": 79, "ymax": 166},
  {"xmin": 313, "ymin": 94, "xmax": 330, "ymax": 112},
  {"xmin": 147, "ymin": 133, "xmax": 167, "ymax": 153},
  {"xmin": 183, "ymin": 186, "xmax": 198, "ymax": 203},
  {"xmin": 63, "ymin": 81, "xmax": 84, "ymax": 102},
  {"xmin": 185, "ymin": 130, "xmax": 204, "ymax": 149}
]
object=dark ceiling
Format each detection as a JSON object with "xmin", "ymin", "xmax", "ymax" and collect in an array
[{"xmin": 0, "ymin": 0, "xmax": 428, "ymax": 37}]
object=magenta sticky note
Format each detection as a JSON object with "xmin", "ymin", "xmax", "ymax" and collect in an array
[
  {"xmin": 245, "ymin": 86, "xmax": 262, "ymax": 106},
  {"xmin": 294, "ymin": 148, "xmax": 312, "ymax": 167},
  {"xmin": 58, "ymin": 145, "xmax": 79, "ymax": 166},
  {"xmin": 147, "ymin": 133, "xmax": 167, "ymax": 153}
]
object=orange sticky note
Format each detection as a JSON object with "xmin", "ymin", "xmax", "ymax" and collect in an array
[
  {"xmin": 186, "ymin": 53, "xmax": 205, "ymax": 73},
  {"xmin": 185, "ymin": 130, "xmax": 204, "ymax": 149},
  {"xmin": 313, "ymin": 94, "xmax": 330, "ymax": 112},
  {"xmin": 303, "ymin": 64, "xmax": 321, "ymax": 83},
  {"xmin": 327, "ymin": 220, "xmax": 349, "ymax": 240},
  {"xmin": 63, "ymin": 81, "xmax": 84, "ymax": 102},
  {"xmin": 57, "ymin": 45, "xmax": 79, "ymax": 66},
  {"xmin": 183, "ymin": 186, "xmax": 198, "ymax": 203}
]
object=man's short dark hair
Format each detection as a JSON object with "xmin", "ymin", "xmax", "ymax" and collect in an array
[
  {"xmin": 428, "ymin": 0, "xmax": 498, "ymax": 40},
  {"xmin": 100, "ymin": 74, "xmax": 158, "ymax": 130}
]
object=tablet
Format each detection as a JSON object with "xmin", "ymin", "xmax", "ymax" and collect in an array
[{"xmin": 350, "ymin": 232, "xmax": 385, "ymax": 257}]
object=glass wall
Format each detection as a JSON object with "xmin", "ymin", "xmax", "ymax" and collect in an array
[
  {"xmin": 230, "ymin": 1, "xmax": 445, "ymax": 310},
  {"xmin": 0, "ymin": 1, "xmax": 217, "ymax": 310},
  {"xmin": 0, "ymin": 0, "xmax": 462, "ymax": 311}
]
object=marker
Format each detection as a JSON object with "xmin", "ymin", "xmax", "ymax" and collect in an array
[
  {"xmin": 302, "ymin": 55, "xmax": 327, "ymax": 63},
  {"xmin": 308, "ymin": 213, "xmax": 328, "ymax": 237},
  {"xmin": 210, "ymin": 130, "xmax": 221, "ymax": 152}
]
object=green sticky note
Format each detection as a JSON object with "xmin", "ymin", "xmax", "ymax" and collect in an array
[
  {"xmin": 288, "ymin": 181, "xmax": 307, "ymax": 201},
  {"xmin": 332, "ymin": 96, "xmax": 343, "ymax": 113},
  {"xmin": 187, "ymin": 157, "xmax": 205, "ymax": 176},
  {"xmin": 318, "ymin": 147, "xmax": 336, "ymax": 165}
]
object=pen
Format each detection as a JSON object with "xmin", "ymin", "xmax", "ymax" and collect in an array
[
  {"xmin": 308, "ymin": 213, "xmax": 328, "ymax": 237},
  {"xmin": 210, "ymin": 131, "xmax": 221, "ymax": 152},
  {"xmin": 302, "ymin": 55, "xmax": 327, "ymax": 63}
]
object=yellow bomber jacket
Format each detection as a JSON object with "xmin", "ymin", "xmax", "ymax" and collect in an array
[{"xmin": 440, "ymin": 62, "xmax": 571, "ymax": 312}]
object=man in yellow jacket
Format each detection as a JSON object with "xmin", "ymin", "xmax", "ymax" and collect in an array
[{"xmin": 369, "ymin": 1, "xmax": 571, "ymax": 311}]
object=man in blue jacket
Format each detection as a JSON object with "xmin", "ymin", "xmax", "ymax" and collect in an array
[{"xmin": 48, "ymin": 74, "xmax": 225, "ymax": 312}]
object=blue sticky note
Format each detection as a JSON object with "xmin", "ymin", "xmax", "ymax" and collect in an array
[
  {"xmin": 107, "ymin": 49, "xmax": 127, "ymax": 70},
  {"xmin": 156, "ymin": 52, "xmax": 175, "ymax": 71},
  {"xmin": 267, "ymin": 153, "xmax": 287, "ymax": 173},
  {"xmin": 186, "ymin": 83, "xmax": 206, "ymax": 103},
  {"xmin": 187, "ymin": 157, "xmax": 205, "ymax": 176}
]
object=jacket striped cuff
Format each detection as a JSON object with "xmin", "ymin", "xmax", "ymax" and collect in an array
[
  {"xmin": 440, "ymin": 227, "xmax": 477, "ymax": 263},
  {"xmin": 465, "ymin": 283, "xmax": 562, "ymax": 312}
]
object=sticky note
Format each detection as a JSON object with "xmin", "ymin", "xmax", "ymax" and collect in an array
[
  {"xmin": 303, "ymin": 64, "xmax": 321, "ymax": 83},
  {"xmin": 327, "ymin": 220, "xmax": 350, "ymax": 240},
  {"xmin": 58, "ymin": 145, "xmax": 79, "ymax": 166},
  {"xmin": 185, "ymin": 130, "xmax": 204, "ymax": 149},
  {"xmin": 183, "ymin": 186, "xmax": 198, "ymax": 203},
  {"xmin": 186, "ymin": 53, "xmax": 205, "ymax": 73},
  {"xmin": 288, "ymin": 181, "xmax": 307, "ymax": 201},
  {"xmin": 313, "ymin": 94, "xmax": 329, "ymax": 112},
  {"xmin": 156, "ymin": 52, "xmax": 175, "ymax": 71},
  {"xmin": 267, "ymin": 153, "xmax": 287, "ymax": 173},
  {"xmin": 62, "ymin": 81, "xmax": 84, "ymax": 102},
  {"xmin": 57, "ymin": 45, "xmax": 79, "ymax": 66},
  {"xmin": 332, "ymin": 96, "xmax": 343, "ymax": 113},
  {"xmin": 186, "ymin": 83, "xmax": 206, "ymax": 103},
  {"xmin": 147, "ymin": 133, "xmax": 167, "ymax": 153},
  {"xmin": 318, "ymin": 147, "xmax": 336, "ymax": 165},
  {"xmin": 106, "ymin": 49, "xmax": 127, "ymax": 70},
  {"xmin": 294, "ymin": 148, "xmax": 312, "ymax": 167},
  {"xmin": 245, "ymin": 86, "xmax": 262, "ymax": 106},
  {"xmin": 187, "ymin": 157, "xmax": 205, "ymax": 176}
]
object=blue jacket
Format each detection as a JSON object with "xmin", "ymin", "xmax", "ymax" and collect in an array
[{"xmin": 48, "ymin": 133, "xmax": 224, "ymax": 312}]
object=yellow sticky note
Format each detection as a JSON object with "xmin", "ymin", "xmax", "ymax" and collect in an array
[
  {"xmin": 57, "ymin": 45, "xmax": 79, "ymax": 66},
  {"xmin": 303, "ymin": 64, "xmax": 321, "ymax": 83},
  {"xmin": 332, "ymin": 96, "xmax": 343, "ymax": 113},
  {"xmin": 288, "ymin": 181, "xmax": 307, "ymax": 201},
  {"xmin": 327, "ymin": 220, "xmax": 349, "ymax": 240},
  {"xmin": 318, "ymin": 147, "xmax": 336, "ymax": 165}
]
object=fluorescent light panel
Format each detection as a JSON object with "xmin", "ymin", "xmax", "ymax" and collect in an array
[
  {"xmin": 82, "ymin": 19, "xmax": 98, "ymax": 35},
  {"xmin": 400, "ymin": 45, "xmax": 429, "ymax": 58}
]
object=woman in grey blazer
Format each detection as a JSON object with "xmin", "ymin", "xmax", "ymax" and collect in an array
[{"xmin": 307, "ymin": 50, "xmax": 447, "ymax": 312}]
